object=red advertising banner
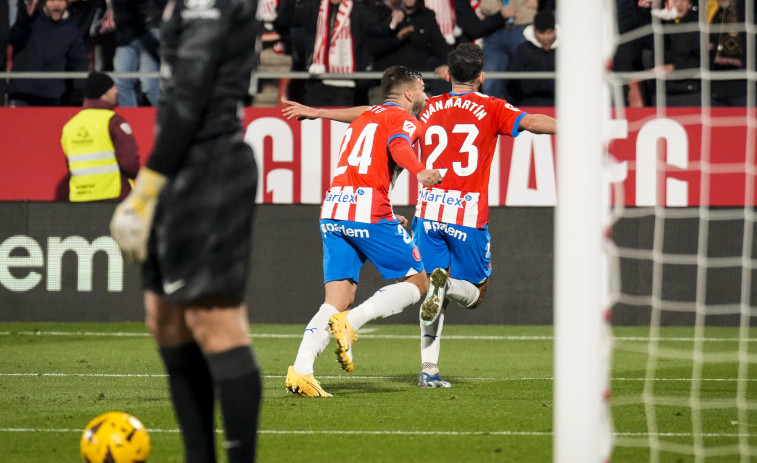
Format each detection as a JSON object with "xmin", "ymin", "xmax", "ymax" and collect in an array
[{"xmin": 1, "ymin": 107, "xmax": 754, "ymax": 206}]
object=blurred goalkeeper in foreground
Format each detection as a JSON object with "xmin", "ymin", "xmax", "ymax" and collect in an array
[{"xmin": 109, "ymin": 1, "xmax": 262, "ymax": 461}]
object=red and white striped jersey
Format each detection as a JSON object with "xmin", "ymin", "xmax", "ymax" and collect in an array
[
  {"xmin": 321, "ymin": 104, "xmax": 421, "ymax": 223},
  {"xmin": 415, "ymin": 91, "xmax": 526, "ymax": 228}
]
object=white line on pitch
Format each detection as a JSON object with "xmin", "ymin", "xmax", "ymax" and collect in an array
[
  {"xmin": 1, "ymin": 428, "xmax": 754, "ymax": 438},
  {"xmin": 1, "ymin": 373, "xmax": 756, "ymax": 382},
  {"xmin": 1, "ymin": 331, "xmax": 755, "ymax": 342}
]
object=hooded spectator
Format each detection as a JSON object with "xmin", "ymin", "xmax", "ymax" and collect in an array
[{"xmin": 7, "ymin": 0, "xmax": 89, "ymax": 106}]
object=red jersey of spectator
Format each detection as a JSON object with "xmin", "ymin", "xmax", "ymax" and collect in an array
[
  {"xmin": 415, "ymin": 91, "xmax": 526, "ymax": 228},
  {"xmin": 321, "ymin": 103, "xmax": 425, "ymax": 223}
]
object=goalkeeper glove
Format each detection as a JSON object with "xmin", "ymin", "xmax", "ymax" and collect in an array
[{"xmin": 109, "ymin": 167, "xmax": 167, "ymax": 263}]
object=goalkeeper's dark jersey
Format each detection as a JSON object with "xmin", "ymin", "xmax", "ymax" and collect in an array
[{"xmin": 146, "ymin": 0, "xmax": 258, "ymax": 178}]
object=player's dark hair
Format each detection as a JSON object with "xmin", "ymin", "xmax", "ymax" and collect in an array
[
  {"xmin": 447, "ymin": 43, "xmax": 484, "ymax": 84},
  {"xmin": 381, "ymin": 66, "xmax": 423, "ymax": 100}
]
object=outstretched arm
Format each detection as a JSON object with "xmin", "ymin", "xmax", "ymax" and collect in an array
[
  {"xmin": 520, "ymin": 114, "xmax": 557, "ymax": 135},
  {"xmin": 281, "ymin": 100, "xmax": 369, "ymax": 123}
]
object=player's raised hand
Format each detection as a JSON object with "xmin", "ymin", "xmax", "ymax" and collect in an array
[
  {"xmin": 281, "ymin": 100, "xmax": 319, "ymax": 121},
  {"xmin": 417, "ymin": 169, "xmax": 443, "ymax": 187},
  {"xmin": 109, "ymin": 167, "xmax": 167, "ymax": 263}
]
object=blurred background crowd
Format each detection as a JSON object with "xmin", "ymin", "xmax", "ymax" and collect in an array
[{"xmin": 0, "ymin": 0, "xmax": 754, "ymax": 108}]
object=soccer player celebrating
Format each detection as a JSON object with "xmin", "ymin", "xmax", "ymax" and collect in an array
[
  {"xmin": 109, "ymin": 1, "xmax": 262, "ymax": 461},
  {"xmin": 285, "ymin": 66, "xmax": 443, "ymax": 398},
  {"xmin": 283, "ymin": 42, "xmax": 556, "ymax": 391},
  {"xmin": 414, "ymin": 43, "xmax": 555, "ymax": 387}
]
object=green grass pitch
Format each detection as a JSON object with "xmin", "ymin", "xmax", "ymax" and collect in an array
[{"xmin": 0, "ymin": 322, "xmax": 754, "ymax": 462}]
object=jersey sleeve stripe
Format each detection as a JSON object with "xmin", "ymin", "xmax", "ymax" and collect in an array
[
  {"xmin": 387, "ymin": 133, "xmax": 412, "ymax": 146},
  {"xmin": 511, "ymin": 112, "xmax": 529, "ymax": 138}
]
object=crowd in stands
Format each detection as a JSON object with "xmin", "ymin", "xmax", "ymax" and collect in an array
[{"xmin": 0, "ymin": 0, "xmax": 754, "ymax": 108}]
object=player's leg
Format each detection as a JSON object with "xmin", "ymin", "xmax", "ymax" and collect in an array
[
  {"xmin": 419, "ymin": 309, "xmax": 451, "ymax": 388},
  {"xmin": 184, "ymin": 304, "xmax": 261, "ymax": 463},
  {"xmin": 417, "ymin": 221, "xmax": 492, "ymax": 387},
  {"xmin": 329, "ymin": 271, "xmax": 427, "ymax": 372},
  {"xmin": 339, "ymin": 219, "xmax": 428, "ymax": 329},
  {"xmin": 151, "ymin": 136, "xmax": 261, "ymax": 463},
  {"xmin": 145, "ymin": 291, "xmax": 217, "ymax": 463},
  {"xmin": 446, "ymin": 224, "xmax": 492, "ymax": 309},
  {"xmin": 412, "ymin": 218, "xmax": 452, "ymax": 326},
  {"xmin": 287, "ymin": 222, "xmax": 362, "ymax": 393},
  {"xmin": 447, "ymin": 277, "xmax": 487, "ymax": 308},
  {"xmin": 328, "ymin": 219, "xmax": 427, "ymax": 372},
  {"xmin": 286, "ymin": 279, "xmax": 357, "ymax": 397}
]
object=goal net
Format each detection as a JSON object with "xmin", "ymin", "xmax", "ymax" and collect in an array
[{"xmin": 597, "ymin": 0, "xmax": 756, "ymax": 461}]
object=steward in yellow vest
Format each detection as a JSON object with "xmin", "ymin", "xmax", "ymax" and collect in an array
[{"xmin": 61, "ymin": 72, "xmax": 140, "ymax": 202}]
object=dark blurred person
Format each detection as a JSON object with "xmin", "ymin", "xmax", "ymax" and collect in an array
[
  {"xmin": 479, "ymin": 0, "xmax": 537, "ymax": 99},
  {"xmin": 109, "ymin": 0, "xmax": 263, "ymax": 461},
  {"xmin": 112, "ymin": 0, "xmax": 165, "ymax": 106},
  {"xmin": 7, "ymin": 0, "xmax": 89, "ymax": 106},
  {"xmin": 508, "ymin": 8, "xmax": 557, "ymax": 106},
  {"xmin": 371, "ymin": 0, "xmax": 451, "ymax": 96},
  {"xmin": 709, "ymin": 0, "xmax": 752, "ymax": 106}
]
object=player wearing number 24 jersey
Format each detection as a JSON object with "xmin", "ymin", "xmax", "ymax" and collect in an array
[
  {"xmin": 322, "ymin": 102, "xmax": 425, "ymax": 223},
  {"xmin": 283, "ymin": 66, "xmax": 443, "ymax": 397}
]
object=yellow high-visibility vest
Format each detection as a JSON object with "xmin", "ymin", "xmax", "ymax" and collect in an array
[{"xmin": 61, "ymin": 109, "xmax": 121, "ymax": 202}]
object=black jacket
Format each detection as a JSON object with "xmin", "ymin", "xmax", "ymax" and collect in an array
[
  {"xmin": 663, "ymin": 8, "xmax": 700, "ymax": 95},
  {"xmin": 508, "ymin": 26, "xmax": 555, "ymax": 106},
  {"xmin": 453, "ymin": 0, "xmax": 505, "ymax": 44},
  {"xmin": 112, "ymin": 0, "xmax": 167, "ymax": 60},
  {"xmin": 8, "ymin": 4, "xmax": 89, "ymax": 104},
  {"xmin": 145, "ymin": 0, "xmax": 258, "ymax": 177},
  {"xmin": 370, "ymin": 0, "xmax": 451, "ymax": 71}
]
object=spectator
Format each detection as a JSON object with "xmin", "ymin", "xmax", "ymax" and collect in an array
[
  {"xmin": 507, "ymin": 9, "xmax": 557, "ymax": 106},
  {"xmin": 653, "ymin": 0, "xmax": 701, "ymax": 106},
  {"xmin": 61, "ymin": 72, "xmax": 140, "ymax": 202},
  {"xmin": 273, "ymin": 0, "xmax": 316, "ymax": 103},
  {"xmin": 1, "ymin": 1, "xmax": 9, "ymax": 103},
  {"xmin": 67, "ymin": 0, "xmax": 102, "ymax": 42},
  {"xmin": 479, "ymin": 0, "xmax": 537, "ymax": 99},
  {"xmin": 425, "ymin": 0, "xmax": 509, "ymax": 47},
  {"xmin": 455, "ymin": 0, "xmax": 512, "ymax": 45},
  {"xmin": 371, "ymin": 0, "xmax": 451, "ymax": 96},
  {"xmin": 7, "ymin": 0, "xmax": 89, "ymax": 106},
  {"xmin": 297, "ymin": 0, "xmax": 377, "ymax": 106},
  {"xmin": 613, "ymin": 0, "xmax": 653, "ymax": 107},
  {"xmin": 709, "ymin": 0, "xmax": 752, "ymax": 106},
  {"xmin": 112, "ymin": 0, "xmax": 165, "ymax": 106}
]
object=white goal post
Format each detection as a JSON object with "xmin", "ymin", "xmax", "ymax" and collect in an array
[{"xmin": 554, "ymin": 0, "xmax": 609, "ymax": 462}]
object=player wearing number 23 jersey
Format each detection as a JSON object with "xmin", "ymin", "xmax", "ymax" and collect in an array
[{"xmin": 416, "ymin": 91, "xmax": 526, "ymax": 229}]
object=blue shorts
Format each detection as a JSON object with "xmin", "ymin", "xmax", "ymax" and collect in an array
[
  {"xmin": 412, "ymin": 217, "xmax": 491, "ymax": 284},
  {"xmin": 321, "ymin": 218, "xmax": 424, "ymax": 284}
]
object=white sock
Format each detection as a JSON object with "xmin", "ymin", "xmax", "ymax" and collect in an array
[
  {"xmin": 446, "ymin": 278, "xmax": 480, "ymax": 309},
  {"xmin": 292, "ymin": 303, "xmax": 339, "ymax": 375},
  {"xmin": 421, "ymin": 311, "xmax": 445, "ymax": 372},
  {"xmin": 347, "ymin": 281, "xmax": 421, "ymax": 331}
]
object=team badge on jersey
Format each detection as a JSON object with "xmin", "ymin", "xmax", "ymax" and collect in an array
[
  {"xmin": 403, "ymin": 120, "xmax": 417, "ymax": 137},
  {"xmin": 412, "ymin": 245, "xmax": 422, "ymax": 262}
]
